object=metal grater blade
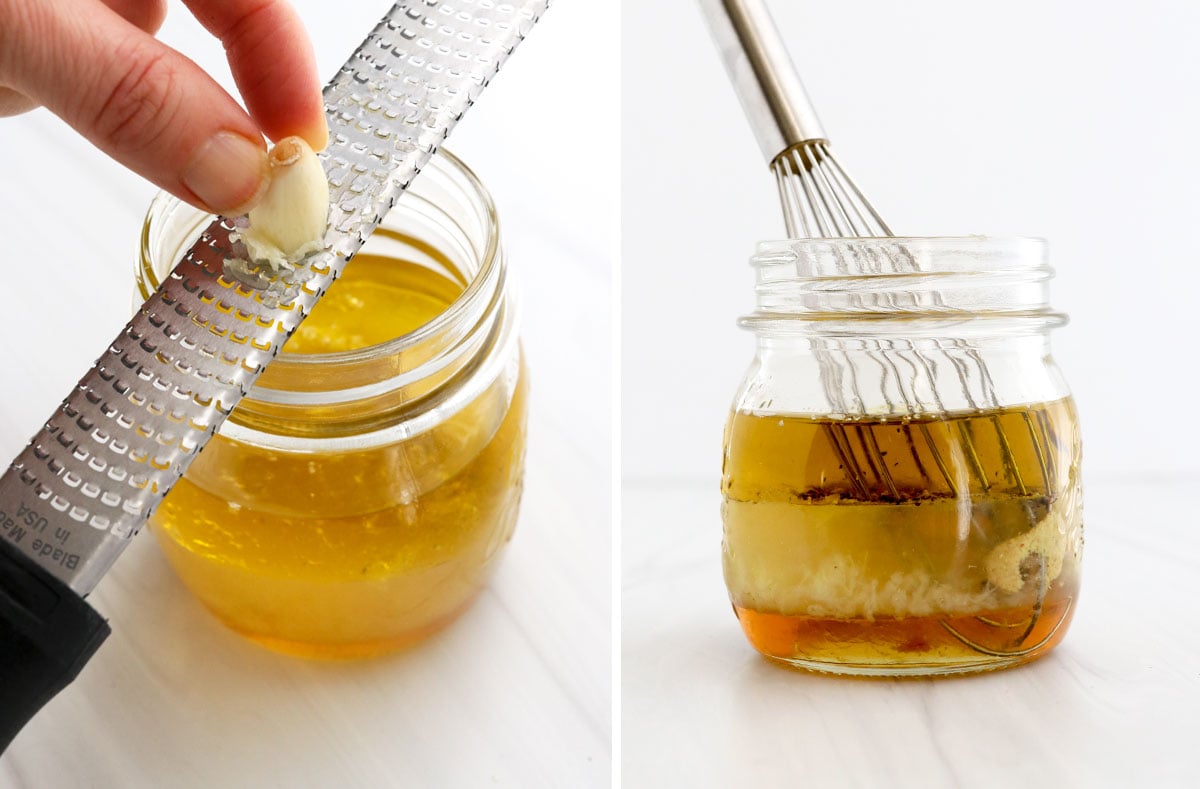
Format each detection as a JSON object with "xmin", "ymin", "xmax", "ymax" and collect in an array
[{"xmin": 0, "ymin": 0, "xmax": 548, "ymax": 595}]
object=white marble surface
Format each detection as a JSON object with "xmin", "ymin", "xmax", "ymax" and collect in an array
[
  {"xmin": 0, "ymin": 3, "xmax": 613, "ymax": 786},
  {"xmin": 622, "ymin": 473, "xmax": 1200, "ymax": 788}
]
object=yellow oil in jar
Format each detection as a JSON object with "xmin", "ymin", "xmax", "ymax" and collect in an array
[
  {"xmin": 149, "ymin": 242, "xmax": 527, "ymax": 659},
  {"xmin": 722, "ymin": 399, "xmax": 1082, "ymax": 675}
]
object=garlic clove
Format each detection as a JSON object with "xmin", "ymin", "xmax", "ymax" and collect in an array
[
  {"xmin": 240, "ymin": 136, "xmax": 330, "ymax": 267},
  {"xmin": 984, "ymin": 509, "xmax": 1067, "ymax": 594}
]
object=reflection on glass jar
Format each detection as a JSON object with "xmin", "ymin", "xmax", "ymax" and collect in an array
[
  {"xmin": 136, "ymin": 151, "xmax": 527, "ymax": 659},
  {"xmin": 722, "ymin": 238, "xmax": 1082, "ymax": 677}
]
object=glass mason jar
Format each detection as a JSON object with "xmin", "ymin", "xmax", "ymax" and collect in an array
[
  {"xmin": 135, "ymin": 151, "xmax": 527, "ymax": 659},
  {"xmin": 721, "ymin": 237, "xmax": 1082, "ymax": 677}
]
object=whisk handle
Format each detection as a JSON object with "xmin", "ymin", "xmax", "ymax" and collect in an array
[{"xmin": 699, "ymin": 0, "xmax": 826, "ymax": 161}]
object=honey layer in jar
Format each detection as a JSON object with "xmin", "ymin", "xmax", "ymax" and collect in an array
[
  {"xmin": 721, "ymin": 399, "xmax": 1082, "ymax": 676},
  {"xmin": 150, "ymin": 248, "xmax": 527, "ymax": 659}
]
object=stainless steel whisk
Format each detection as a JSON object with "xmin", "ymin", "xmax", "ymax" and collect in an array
[
  {"xmin": 699, "ymin": 0, "xmax": 890, "ymax": 239},
  {"xmin": 701, "ymin": 0, "xmax": 1011, "ymax": 494},
  {"xmin": 701, "ymin": 0, "xmax": 1063, "ymax": 656}
]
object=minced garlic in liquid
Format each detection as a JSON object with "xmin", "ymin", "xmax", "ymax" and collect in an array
[{"xmin": 149, "ymin": 249, "xmax": 526, "ymax": 658}]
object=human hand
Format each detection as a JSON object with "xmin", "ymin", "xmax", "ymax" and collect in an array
[{"xmin": 0, "ymin": 0, "xmax": 327, "ymax": 215}]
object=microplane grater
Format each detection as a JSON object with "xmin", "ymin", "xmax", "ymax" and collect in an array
[{"xmin": 0, "ymin": 0, "xmax": 547, "ymax": 597}]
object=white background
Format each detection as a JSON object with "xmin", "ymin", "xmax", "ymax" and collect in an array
[
  {"xmin": 0, "ymin": 1, "xmax": 614, "ymax": 786},
  {"xmin": 5, "ymin": 0, "xmax": 1200, "ymax": 783},
  {"xmin": 623, "ymin": 0, "xmax": 1200, "ymax": 483}
]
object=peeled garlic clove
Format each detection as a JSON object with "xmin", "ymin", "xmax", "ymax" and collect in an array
[{"xmin": 241, "ymin": 136, "xmax": 329, "ymax": 266}]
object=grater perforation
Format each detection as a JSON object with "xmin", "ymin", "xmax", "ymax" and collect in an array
[{"xmin": 0, "ymin": 0, "xmax": 547, "ymax": 594}]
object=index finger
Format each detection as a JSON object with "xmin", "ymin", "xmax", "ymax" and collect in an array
[{"xmin": 183, "ymin": 0, "xmax": 328, "ymax": 150}]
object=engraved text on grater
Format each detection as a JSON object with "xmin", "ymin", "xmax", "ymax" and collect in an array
[{"xmin": 0, "ymin": 220, "xmax": 298, "ymax": 591}]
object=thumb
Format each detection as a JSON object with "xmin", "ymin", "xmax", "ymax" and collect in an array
[{"xmin": 3, "ymin": 0, "xmax": 269, "ymax": 214}]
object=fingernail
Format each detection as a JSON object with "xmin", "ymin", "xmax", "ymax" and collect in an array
[
  {"xmin": 182, "ymin": 131, "xmax": 268, "ymax": 215},
  {"xmin": 305, "ymin": 122, "xmax": 330, "ymax": 153}
]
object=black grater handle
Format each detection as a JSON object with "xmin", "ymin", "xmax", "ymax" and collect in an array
[{"xmin": 0, "ymin": 537, "xmax": 109, "ymax": 753}]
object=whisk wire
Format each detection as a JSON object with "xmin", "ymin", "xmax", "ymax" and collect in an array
[
  {"xmin": 801, "ymin": 147, "xmax": 859, "ymax": 237},
  {"xmin": 820, "ymin": 147, "xmax": 893, "ymax": 237},
  {"xmin": 769, "ymin": 140, "xmax": 1046, "ymax": 508},
  {"xmin": 773, "ymin": 157, "xmax": 811, "ymax": 237}
]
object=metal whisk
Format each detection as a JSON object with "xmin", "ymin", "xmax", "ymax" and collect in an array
[
  {"xmin": 701, "ymin": 0, "xmax": 1066, "ymax": 656},
  {"xmin": 772, "ymin": 142, "xmax": 891, "ymax": 240},
  {"xmin": 698, "ymin": 0, "xmax": 889, "ymax": 238},
  {"xmin": 700, "ymin": 0, "xmax": 1008, "ymax": 493}
]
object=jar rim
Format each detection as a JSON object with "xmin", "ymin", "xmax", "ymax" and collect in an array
[
  {"xmin": 137, "ymin": 148, "xmax": 500, "ymax": 367},
  {"xmin": 757, "ymin": 235, "xmax": 1044, "ymax": 243},
  {"xmin": 745, "ymin": 235, "xmax": 1064, "ymax": 326},
  {"xmin": 751, "ymin": 236, "xmax": 1048, "ymax": 273}
]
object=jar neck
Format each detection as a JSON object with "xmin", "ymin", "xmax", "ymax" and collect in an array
[
  {"xmin": 741, "ymin": 237, "xmax": 1067, "ymax": 337},
  {"xmin": 233, "ymin": 240, "xmax": 515, "ymax": 440},
  {"xmin": 734, "ymin": 237, "xmax": 1072, "ymax": 417},
  {"xmin": 136, "ymin": 150, "xmax": 515, "ymax": 443}
]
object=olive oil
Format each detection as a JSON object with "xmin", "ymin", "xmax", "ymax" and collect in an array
[
  {"xmin": 149, "ymin": 248, "xmax": 527, "ymax": 659},
  {"xmin": 722, "ymin": 399, "xmax": 1082, "ymax": 675}
]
